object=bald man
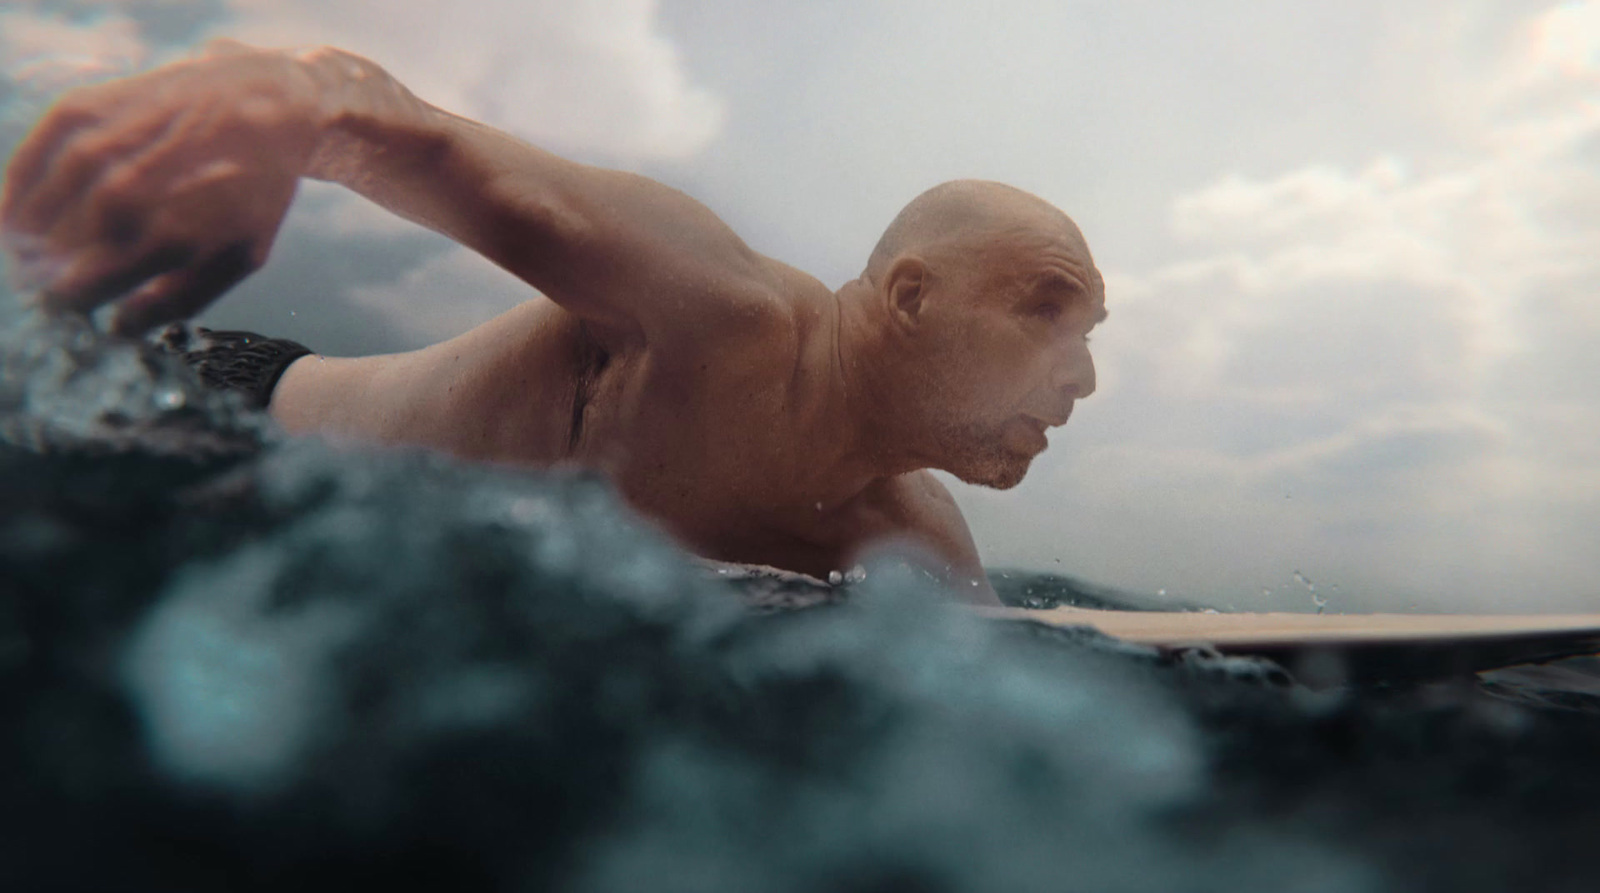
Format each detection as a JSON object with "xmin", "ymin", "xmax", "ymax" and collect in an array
[{"xmin": 0, "ymin": 43, "xmax": 1105, "ymax": 604}]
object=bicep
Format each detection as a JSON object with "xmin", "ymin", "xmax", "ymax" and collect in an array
[{"xmin": 476, "ymin": 158, "xmax": 778, "ymax": 345}]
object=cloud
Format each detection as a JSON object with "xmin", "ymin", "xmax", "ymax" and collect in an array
[
  {"xmin": 0, "ymin": 6, "xmax": 150, "ymax": 98},
  {"xmin": 3, "ymin": 0, "xmax": 724, "ymax": 165},
  {"xmin": 210, "ymin": 0, "xmax": 723, "ymax": 165},
  {"xmin": 1028, "ymin": 1, "xmax": 1600, "ymax": 609},
  {"xmin": 343, "ymin": 244, "xmax": 538, "ymax": 346}
]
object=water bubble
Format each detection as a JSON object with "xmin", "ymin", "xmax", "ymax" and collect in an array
[
  {"xmin": 155, "ymin": 387, "xmax": 186, "ymax": 411},
  {"xmin": 1157, "ymin": 588, "xmax": 1167, "ymax": 597},
  {"xmin": 827, "ymin": 570, "xmax": 843, "ymax": 586}
]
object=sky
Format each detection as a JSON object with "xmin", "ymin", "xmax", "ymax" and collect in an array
[{"xmin": 2, "ymin": 0, "xmax": 1597, "ymax": 612}]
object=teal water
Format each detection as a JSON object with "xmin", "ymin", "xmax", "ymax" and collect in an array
[{"xmin": 5, "ymin": 296, "xmax": 1600, "ymax": 891}]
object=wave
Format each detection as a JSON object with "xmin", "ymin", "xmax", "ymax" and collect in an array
[{"xmin": 4, "ymin": 298, "xmax": 1598, "ymax": 891}]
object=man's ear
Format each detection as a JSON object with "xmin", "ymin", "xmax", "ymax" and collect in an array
[{"xmin": 883, "ymin": 255, "xmax": 928, "ymax": 328}]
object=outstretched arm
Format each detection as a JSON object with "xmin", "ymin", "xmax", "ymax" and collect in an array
[
  {"xmin": 1, "ymin": 42, "xmax": 776, "ymax": 343},
  {"xmin": 297, "ymin": 47, "xmax": 778, "ymax": 347}
]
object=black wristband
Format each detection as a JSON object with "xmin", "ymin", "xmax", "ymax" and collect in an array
[{"xmin": 166, "ymin": 327, "xmax": 315, "ymax": 410}]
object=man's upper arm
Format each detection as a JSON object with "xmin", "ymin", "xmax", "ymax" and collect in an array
[
  {"xmin": 467, "ymin": 148, "xmax": 783, "ymax": 347},
  {"xmin": 899, "ymin": 472, "xmax": 999, "ymax": 606}
]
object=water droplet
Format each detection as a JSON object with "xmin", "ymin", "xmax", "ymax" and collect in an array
[
  {"xmin": 507, "ymin": 496, "xmax": 551, "ymax": 525},
  {"xmin": 814, "ymin": 502, "xmax": 823, "ymax": 511},
  {"xmin": 1157, "ymin": 588, "xmax": 1167, "ymax": 597},
  {"xmin": 155, "ymin": 387, "xmax": 185, "ymax": 411},
  {"xmin": 827, "ymin": 570, "xmax": 843, "ymax": 585}
]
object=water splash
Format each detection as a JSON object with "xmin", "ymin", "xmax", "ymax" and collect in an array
[
  {"xmin": 0, "ymin": 298, "xmax": 1380, "ymax": 891},
  {"xmin": 1293, "ymin": 569, "xmax": 1329, "ymax": 614}
]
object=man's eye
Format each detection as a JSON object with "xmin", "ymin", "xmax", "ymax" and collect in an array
[{"xmin": 1034, "ymin": 302, "xmax": 1062, "ymax": 321}]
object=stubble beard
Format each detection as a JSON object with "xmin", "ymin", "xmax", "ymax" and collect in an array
[{"xmin": 935, "ymin": 419, "xmax": 1033, "ymax": 490}]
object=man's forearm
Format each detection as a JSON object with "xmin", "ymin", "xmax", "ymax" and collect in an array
[{"xmin": 294, "ymin": 48, "xmax": 574, "ymax": 285}]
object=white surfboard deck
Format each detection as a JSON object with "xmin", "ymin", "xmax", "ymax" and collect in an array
[{"xmin": 973, "ymin": 606, "xmax": 1600, "ymax": 683}]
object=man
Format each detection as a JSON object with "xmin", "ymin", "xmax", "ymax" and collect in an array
[{"xmin": 0, "ymin": 42, "xmax": 1106, "ymax": 605}]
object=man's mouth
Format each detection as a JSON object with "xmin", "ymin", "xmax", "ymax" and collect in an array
[{"xmin": 1024, "ymin": 410, "xmax": 1072, "ymax": 430}]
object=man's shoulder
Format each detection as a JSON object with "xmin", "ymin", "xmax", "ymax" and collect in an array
[
  {"xmin": 868, "ymin": 472, "xmax": 977, "ymax": 559},
  {"xmin": 890, "ymin": 471, "xmax": 965, "ymax": 524},
  {"xmin": 858, "ymin": 471, "xmax": 992, "ymax": 601},
  {"xmin": 650, "ymin": 254, "xmax": 831, "ymax": 353}
]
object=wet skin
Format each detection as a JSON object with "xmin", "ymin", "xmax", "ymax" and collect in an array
[{"xmin": 0, "ymin": 42, "xmax": 1104, "ymax": 604}]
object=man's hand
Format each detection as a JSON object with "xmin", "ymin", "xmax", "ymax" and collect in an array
[{"xmin": 0, "ymin": 40, "xmax": 322, "ymax": 334}]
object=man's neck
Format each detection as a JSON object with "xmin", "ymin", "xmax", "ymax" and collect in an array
[{"xmin": 790, "ymin": 281, "xmax": 929, "ymax": 510}]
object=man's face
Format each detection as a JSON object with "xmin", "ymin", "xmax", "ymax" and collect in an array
[{"xmin": 917, "ymin": 227, "xmax": 1105, "ymax": 489}]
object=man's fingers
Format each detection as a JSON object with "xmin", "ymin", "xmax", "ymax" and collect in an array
[
  {"xmin": 11, "ymin": 111, "xmax": 185, "ymax": 238},
  {"xmin": 108, "ymin": 242, "xmax": 258, "ymax": 336},
  {"xmin": 41, "ymin": 242, "xmax": 195, "ymax": 314},
  {"xmin": 0, "ymin": 97, "xmax": 104, "ymax": 227}
]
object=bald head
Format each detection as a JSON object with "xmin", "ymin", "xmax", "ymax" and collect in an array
[{"xmin": 864, "ymin": 180, "xmax": 1087, "ymax": 284}]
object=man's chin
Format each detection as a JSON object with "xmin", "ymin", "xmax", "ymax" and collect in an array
[{"xmin": 949, "ymin": 457, "xmax": 1031, "ymax": 490}]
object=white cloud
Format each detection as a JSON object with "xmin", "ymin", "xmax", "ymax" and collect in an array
[
  {"xmin": 1007, "ymin": 1, "xmax": 1600, "ymax": 609},
  {"xmin": 0, "ymin": 6, "xmax": 150, "ymax": 97},
  {"xmin": 211, "ymin": 0, "xmax": 723, "ymax": 165},
  {"xmin": 345, "ymin": 244, "xmax": 537, "ymax": 345},
  {"xmin": 2, "ymin": 0, "xmax": 722, "ymax": 162}
]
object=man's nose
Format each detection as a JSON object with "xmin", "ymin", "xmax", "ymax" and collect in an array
[{"xmin": 1051, "ymin": 340, "xmax": 1096, "ymax": 399}]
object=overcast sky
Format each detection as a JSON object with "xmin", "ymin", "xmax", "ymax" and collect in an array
[{"xmin": 3, "ymin": 0, "xmax": 1597, "ymax": 611}]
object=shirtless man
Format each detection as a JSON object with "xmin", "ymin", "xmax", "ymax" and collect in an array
[{"xmin": 0, "ymin": 42, "xmax": 1105, "ymax": 605}]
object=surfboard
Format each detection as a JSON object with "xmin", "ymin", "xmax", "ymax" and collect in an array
[
  {"xmin": 699, "ymin": 561, "xmax": 1600, "ymax": 686},
  {"xmin": 974, "ymin": 606, "xmax": 1600, "ymax": 686}
]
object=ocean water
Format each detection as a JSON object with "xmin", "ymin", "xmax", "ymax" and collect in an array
[{"xmin": 4, "ymin": 298, "xmax": 1600, "ymax": 891}]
